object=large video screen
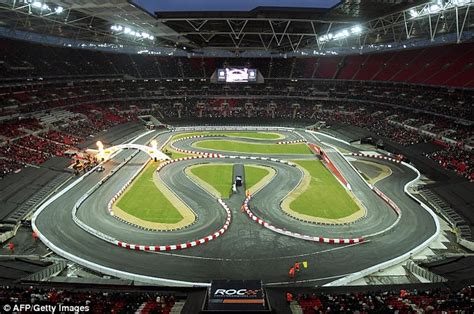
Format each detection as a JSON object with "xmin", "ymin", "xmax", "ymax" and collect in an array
[{"xmin": 217, "ymin": 68, "xmax": 257, "ymax": 83}]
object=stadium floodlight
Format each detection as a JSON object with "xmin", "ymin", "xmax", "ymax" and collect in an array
[
  {"xmin": 409, "ymin": 9, "xmax": 419, "ymax": 18},
  {"xmin": 112, "ymin": 25, "xmax": 123, "ymax": 32},
  {"xmin": 429, "ymin": 4, "xmax": 442, "ymax": 12},
  {"xmin": 319, "ymin": 25, "xmax": 362, "ymax": 44},
  {"xmin": 350, "ymin": 25, "xmax": 362, "ymax": 34},
  {"xmin": 452, "ymin": 0, "xmax": 471, "ymax": 5},
  {"xmin": 334, "ymin": 29, "xmax": 350, "ymax": 40},
  {"xmin": 31, "ymin": 1, "xmax": 43, "ymax": 9},
  {"xmin": 111, "ymin": 24, "xmax": 155, "ymax": 41},
  {"xmin": 55, "ymin": 6, "xmax": 64, "ymax": 14}
]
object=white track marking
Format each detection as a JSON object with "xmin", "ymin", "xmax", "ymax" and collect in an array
[{"xmin": 148, "ymin": 241, "xmax": 367, "ymax": 261}]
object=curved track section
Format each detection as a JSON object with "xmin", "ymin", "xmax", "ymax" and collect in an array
[{"xmin": 32, "ymin": 127, "xmax": 439, "ymax": 286}]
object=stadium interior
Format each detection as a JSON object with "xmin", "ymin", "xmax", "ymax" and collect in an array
[{"xmin": 0, "ymin": 0, "xmax": 473, "ymax": 313}]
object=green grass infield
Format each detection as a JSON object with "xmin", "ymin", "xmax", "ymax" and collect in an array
[
  {"xmin": 116, "ymin": 162, "xmax": 184, "ymax": 223},
  {"xmin": 189, "ymin": 164, "xmax": 271, "ymax": 198},
  {"xmin": 190, "ymin": 164, "xmax": 234, "ymax": 198},
  {"xmin": 193, "ymin": 140, "xmax": 312, "ymax": 155},
  {"xmin": 290, "ymin": 160, "xmax": 360, "ymax": 219}
]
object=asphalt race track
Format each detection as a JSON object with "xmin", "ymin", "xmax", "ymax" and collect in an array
[{"xmin": 34, "ymin": 127, "xmax": 438, "ymax": 287}]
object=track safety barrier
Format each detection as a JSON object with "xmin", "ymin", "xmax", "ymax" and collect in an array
[
  {"xmin": 116, "ymin": 199, "xmax": 232, "ymax": 251},
  {"xmin": 77, "ymin": 192, "xmax": 232, "ymax": 252},
  {"xmin": 349, "ymin": 152, "xmax": 402, "ymax": 164},
  {"xmin": 241, "ymin": 196, "xmax": 364, "ymax": 245},
  {"xmin": 307, "ymin": 143, "xmax": 351, "ymax": 190},
  {"xmin": 276, "ymin": 140, "xmax": 307, "ymax": 144}
]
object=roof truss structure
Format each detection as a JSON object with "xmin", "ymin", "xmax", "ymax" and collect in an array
[{"xmin": 0, "ymin": 0, "xmax": 472, "ymax": 54}]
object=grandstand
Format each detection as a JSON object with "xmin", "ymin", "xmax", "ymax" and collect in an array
[{"xmin": 0, "ymin": 0, "xmax": 473, "ymax": 313}]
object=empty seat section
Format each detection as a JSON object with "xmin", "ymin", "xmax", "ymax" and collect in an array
[
  {"xmin": 314, "ymin": 57, "xmax": 341, "ymax": 79},
  {"xmin": 336, "ymin": 55, "xmax": 365, "ymax": 80},
  {"xmin": 353, "ymin": 54, "xmax": 382, "ymax": 80}
]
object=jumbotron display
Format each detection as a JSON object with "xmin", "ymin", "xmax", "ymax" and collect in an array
[{"xmin": 217, "ymin": 68, "xmax": 258, "ymax": 83}]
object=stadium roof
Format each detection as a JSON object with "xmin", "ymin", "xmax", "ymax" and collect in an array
[{"xmin": 0, "ymin": 0, "xmax": 472, "ymax": 55}]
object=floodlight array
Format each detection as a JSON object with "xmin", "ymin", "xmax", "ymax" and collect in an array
[
  {"xmin": 319, "ymin": 25, "xmax": 363, "ymax": 43},
  {"xmin": 409, "ymin": 0, "xmax": 472, "ymax": 18},
  {"xmin": 19, "ymin": 0, "xmax": 64, "ymax": 14},
  {"xmin": 110, "ymin": 25, "xmax": 155, "ymax": 41}
]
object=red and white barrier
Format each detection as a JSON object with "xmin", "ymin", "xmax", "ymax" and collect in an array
[
  {"xmin": 173, "ymin": 146, "xmax": 223, "ymax": 157},
  {"xmin": 350, "ymin": 153, "xmax": 402, "ymax": 164},
  {"xmin": 170, "ymin": 135, "xmax": 224, "ymax": 157},
  {"xmin": 115, "ymin": 199, "xmax": 232, "ymax": 251},
  {"xmin": 171, "ymin": 135, "xmax": 223, "ymax": 157},
  {"xmin": 241, "ymin": 196, "xmax": 364, "ymax": 245},
  {"xmin": 276, "ymin": 139, "xmax": 307, "ymax": 145},
  {"xmin": 108, "ymin": 155, "xmax": 225, "ymax": 215},
  {"xmin": 308, "ymin": 143, "xmax": 351, "ymax": 190},
  {"xmin": 347, "ymin": 152, "xmax": 402, "ymax": 215},
  {"xmin": 372, "ymin": 187, "xmax": 401, "ymax": 215}
]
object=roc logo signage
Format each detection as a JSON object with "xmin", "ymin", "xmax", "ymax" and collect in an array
[
  {"xmin": 207, "ymin": 280, "xmax": 268, "ymax": 312},
  {"xmin": 213, "ymin": 288, "xmax": 260, "ymax": 297}
]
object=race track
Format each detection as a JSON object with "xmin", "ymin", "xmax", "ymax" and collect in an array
[{"xmin": 33, "ymin": 127, "xmax": 438, "ymax": 286}]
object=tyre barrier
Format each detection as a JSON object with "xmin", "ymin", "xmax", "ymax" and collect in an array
[
  {"xmin": 241, "ymin": 196, "xmax": 364, "ymax": 244},
  {"xmin": 349, "ymin": 152, "xmax": 402, "ymax": 164},
  {"xmin": 276, "ymin": 140, "xmax": 307, "ymax": 144}
]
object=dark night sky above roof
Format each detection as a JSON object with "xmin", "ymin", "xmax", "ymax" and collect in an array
[{"xmin": 131, "ymin": 0, "xmax": 342, "ymax": 14}]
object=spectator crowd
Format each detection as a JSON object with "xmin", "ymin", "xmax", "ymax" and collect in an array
[
  {"xmin": 293, "ymin": 285, "xmax": 473, "ymax": 313},
  {"xmin": 0, "ymin": 285, "xmax": 180, "ymax": 314}
]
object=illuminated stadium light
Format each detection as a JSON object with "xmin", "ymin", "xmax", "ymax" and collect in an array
[
  {"xmin": 111, "ymin": 25, "xmax": 123, "ymax": 32},
  {"xmin": 334, "ymin": 29, "xmax": 350, "ymax": 39},
  {"xmin": 350, "ymin": 25, "xmax": 362, "ymax": 34},
  {"xmin": 408, "ymin": 0, "xmax": 472, "ymax": 19},
  {"xmin": 23, "ymin": 0, "xmax": 64, "ymax": 14},
  {"xmin": 429, "ymin": 3, "xmax": 442, "ymax": 12},
  {"xmin": 409, "ymin": 9, "xmax": 419, "ymax": 17},
  {"xmin": 451, "ymin": 0, "xmax": 471, "ymax": 5},
  {"xmin": 111, "ymin": 24, "xmax": 155, "ymax": 41},
  {"xmin": 319, "ymin": 25, "xmax": 361, "ymax": 43},
  {"xmin": 31, "ymin": 1, "xmax": 43, "ymax": 9}
]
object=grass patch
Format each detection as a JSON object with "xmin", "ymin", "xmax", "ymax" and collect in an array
[
  {"xmin": 168, "ymin": 151, "xmax": 193, "ymax": 159},
  {"xmin": 244, "ymin": 165, "xmax": 271, "ymax": 191},
  {"xmin": 165, "ymin": 131, "xmax": 284, "ymax": 159},
  {"xmin": 290, "ymin": 160, "xmax": 360, "ymax": 219},
  {"xmin": 171, "ymin": 131, "xmax": 283, "ymax": 141},
  {"xmin": 116, "ymin": 162, "xmax": 183, "ymax": 223},
  {"xmin": 190, "ymin": 164, "xmax": 233, "ymax": 198},
  {"xmin": 194, "ymin": 140, "xmax": 312, "ymax": 155}
]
